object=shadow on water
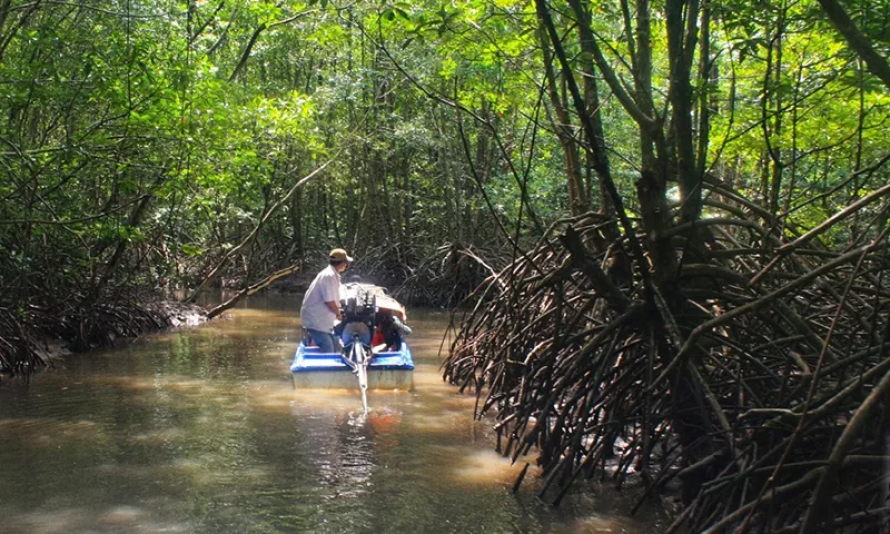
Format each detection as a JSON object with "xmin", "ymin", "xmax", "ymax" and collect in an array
[{"xmin": 0, "ymin": 295, "xmax": 667, "ymax": 534}]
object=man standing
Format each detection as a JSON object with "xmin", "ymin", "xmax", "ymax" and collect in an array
[{"xmin": 300, "ymin": 248, "xmax": 353, "ymax": 353}]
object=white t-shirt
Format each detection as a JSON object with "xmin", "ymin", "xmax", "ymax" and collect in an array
[{"xmin": 300, "ymin": 265, "xmax": 341, "ymax": 331}]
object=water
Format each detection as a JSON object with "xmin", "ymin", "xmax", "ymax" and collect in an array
[{"xmin": 0, "ymin": 295, "xmax": 664, "ymax": 534}]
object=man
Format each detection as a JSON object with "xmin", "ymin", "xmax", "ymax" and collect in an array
[
  {"xmin": 372, "ymin": 310, "xmax": 412, "ymax": 350},
  {"xmin": 300, "ymin": 248, "xmax": 353, "ymax": 353}
]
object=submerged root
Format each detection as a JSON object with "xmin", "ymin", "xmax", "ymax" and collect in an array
[{"xmin": 443, "ymin": 185, "xmax": 890, "ymax": 533}]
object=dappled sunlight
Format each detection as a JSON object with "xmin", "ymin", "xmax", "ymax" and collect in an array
[
  {"xmin": 217, "ymin": 307, "xmax": 297, "ymax": 321},
  {"xmin": 241, "ymin": 380, "xmax": 300, "ymax": 409},
  {"xmin": 547, "ymin": 496, "xmax": 668, "ymax": 534},
  {"xmin": 0, "ymin": 417, "xmax": 49, "ymax": 430},
  {"xmin": 162, "ymin": 454, "xmax": 272, "ymax": 487},
  {"xmin": 552, "ymin": 514, "xmax": 640, "ymax": 534},
  {"xmin": 165, "ymin": 456, "xmax": 206, "ymax": 476},
  {"xmin": 53, "ymin": 419, "xmax": 105, "ymax": 439},
  {"xmin": 289, "ymin": 389, "xmax": 376, "ymax": 411},
  {"xmin": 236, "ymin": 382, "xmax": 294, "ymax": 407},
  {"xmin": 168, "ymin": 320, "xmax": 296, "ymax": 340},
  {"xmin": 0, "ymin": 505, "xmax": 191, "ymax": 534},
  {"xmin": 85, "ymin": 374, "xmax": 232, "ymax": 400},
  {"xmin": 0, "ymin": 507, "xmax": 85, "ymax": 534},
  {"xmin": 82, "ymin": 374, "xmax": 160, "ymax": 392},
  {"xmin": 440, "ymin": 392, "xmax": 481, "ymax": 410},
  {"xmin": 13, "ymin": 420, "xmax": 108, "ymax": 449},
  {"xmin": 161, "ymin": 378, "xmax": 220, "ymax": 393},
  {"xmin": 171, "ymin": 460, "xmax": 274, "ymax": 488},
  {"xmin": 130, "ymin": 426, "xmax": 187, "ymax": 445},
  {"xmin": 449, "ymin": 448, "xmax": 529, "ymax": 486},
  {"xmin": 95, "ymin": 506, "xmax": 146, "ymax": 528},
  {"xmin": 403, "ymin": 408, "xmax": 471, "ymax": 437}
]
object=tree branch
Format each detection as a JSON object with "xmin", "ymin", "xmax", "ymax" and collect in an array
[
  {"xmin": 817, "ymin": 0, "xmax": 890, "ymax": 89},
  {"xmin": 184, "ymin": 157, "xmax": 335, "ymax": 303}
]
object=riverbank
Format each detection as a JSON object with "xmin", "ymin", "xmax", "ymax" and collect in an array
[
  {"xmin": 0, "ymin": 253, "xmax": 471, "ymax": 381},
  {"xmin": 0, "ymin": 300, "xmax": 208, "ymax": 380}
]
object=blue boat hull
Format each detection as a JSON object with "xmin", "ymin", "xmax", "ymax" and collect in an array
[{"xmin": 290, "ymin": 342, "xmax": 415, "ymax": 390}]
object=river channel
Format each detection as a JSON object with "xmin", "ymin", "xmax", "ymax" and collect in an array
[{"xmin": 0, "ymin": 295, "xmax": 664, "ymax": 534}]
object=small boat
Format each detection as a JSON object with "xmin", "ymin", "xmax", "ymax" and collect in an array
[
  {"xmin": 289, "ymin": 341, "xmax": 415, "ymax": 390},
  {"xmin": 291, "ymin": 283, "xmax": 414, "ymax": 391}
]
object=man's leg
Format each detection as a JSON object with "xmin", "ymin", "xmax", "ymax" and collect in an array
[{"xmin": 306, "ymin": 328, "xmax": 336, "ymax": 353}]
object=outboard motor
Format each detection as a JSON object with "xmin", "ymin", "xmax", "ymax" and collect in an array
[
  {"xmin": 338, "ymin": 283, "xmax": 377, "ymax": 347},
  {"xmin": 338, "ymin": 283, "xmax": 378, "ymax": 414}
]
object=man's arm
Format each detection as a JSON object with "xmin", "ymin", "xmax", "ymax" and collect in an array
[
  {"xmin": 392, "ymin": 315, "xmax": 412, "ymax": 336},
  {"xmin": 325, "ymin": 300, "xmax": 342, "ymax": 321}
]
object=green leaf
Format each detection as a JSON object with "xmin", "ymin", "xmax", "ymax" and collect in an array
[{"xmin": 181, "ymin": 244, "xmax": 204, "ymax": 257}]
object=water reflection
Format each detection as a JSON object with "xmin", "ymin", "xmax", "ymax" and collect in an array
[{"xmin": 0, "ymin": 297, "xmax": 664, "ymax": 534}]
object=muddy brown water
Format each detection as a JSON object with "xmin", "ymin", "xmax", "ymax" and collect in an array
[{"xmin": 0, "ymin": 295, "xmax": 665, "ymax": 534}]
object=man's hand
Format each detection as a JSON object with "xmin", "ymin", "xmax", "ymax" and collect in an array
[{"xmin": 325, "ymin": 300, "xmax": 342, "ymax": 321}]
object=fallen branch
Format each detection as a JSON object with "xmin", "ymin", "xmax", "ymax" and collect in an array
[{"xmin": 205, "ymin": 262, "xmax": 301, "ymax": 320}]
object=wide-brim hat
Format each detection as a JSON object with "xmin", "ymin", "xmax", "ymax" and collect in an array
[{"xmin": 329, "ymin": 248, "xmax": 354, "ymax": 262}]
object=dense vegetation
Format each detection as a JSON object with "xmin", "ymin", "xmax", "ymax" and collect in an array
[
  {"xmin": 441, "ymin": 1, "xmax": 890, "ymax": 533},
  {"xmin": 1, "ymin": 0, "xmax": 888, "ymax": 532}
]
